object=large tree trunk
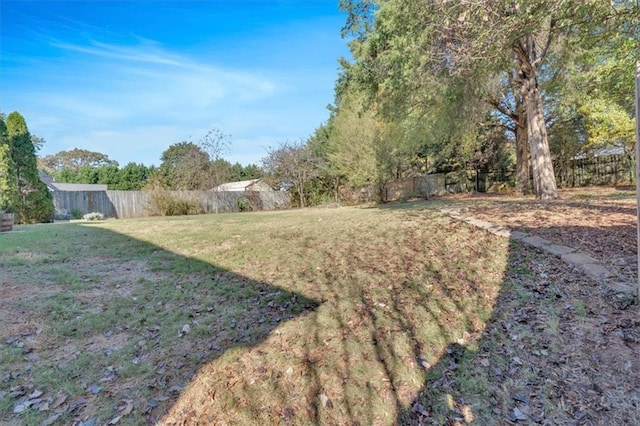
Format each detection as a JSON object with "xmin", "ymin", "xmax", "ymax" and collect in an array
[
  {"xmin": 515, "ymin": 98, "xmax": 531, "ymax": 195},
  {"xmin": 515, "ymin": 36, "xmax": 558, "ymax": 200}
]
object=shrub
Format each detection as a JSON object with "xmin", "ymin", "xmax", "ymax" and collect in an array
[
  {"xmin": 237, "ymin": 197, "xmax": 250, "ymax": 212},
  {"xmin": 71, "ymin": 208, "xmax": 83, "ymax": 219},
  {"xmin": 146, "ymin": 190, "xmax": 204, "ymax": 216},
  {"xmin": 83, "ymin": 212, "xmax": 105, "ymax": 221}
]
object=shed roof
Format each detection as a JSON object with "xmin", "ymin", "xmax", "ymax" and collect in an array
[
  {"xmin": 39, "ymin": 171, "xmax": 108, "ymax": 191},
  {"xmin": 49, "ymin": 182, "xmax": 108, "ymax": 191},
  {"xmin": 213, "ymin": 179, "xmax": 272, "ymax": 192}
]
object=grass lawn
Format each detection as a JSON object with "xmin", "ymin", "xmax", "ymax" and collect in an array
[{"xmin": 1, "ymin": 202, "xmax": 637, "ymax": 425}]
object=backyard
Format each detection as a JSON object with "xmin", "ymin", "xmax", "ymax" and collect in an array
[{"xmin": 1, "ymin": 188, "xmax": 639, "ymax": 425}]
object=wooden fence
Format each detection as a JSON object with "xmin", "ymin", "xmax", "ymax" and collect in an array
[{"xmin": 52, "ymin": 190, "xmax": 291, "ymax": 219}]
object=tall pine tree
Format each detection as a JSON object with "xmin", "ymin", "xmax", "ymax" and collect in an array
[
  {"xmin": 5, "ymin": 112, "xmax": 54, "ymax": 223},
  {"xmin": 0, "ymin": 116, "xmax": 19, "ymax": 212}
]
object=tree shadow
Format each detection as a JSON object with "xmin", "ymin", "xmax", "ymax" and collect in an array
[
  {"xmin": 0, "ymin": 222, "xmax": 319, "ymax": 424},
  {"xmin": 397, "ymin": 228, "xmax": 640, "ymax": 425},
  {"xmin": 159, "ymin": 205, "xmax": 511, "ymax": 424},
  {"xmin": 7, "ymin": 205, "xmax": 637, "ymax": 425}
]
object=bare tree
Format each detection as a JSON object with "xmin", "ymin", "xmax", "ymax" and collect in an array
[{"xmin": 262, "ymin": 141, "xmax": 322, "ymax": 208}]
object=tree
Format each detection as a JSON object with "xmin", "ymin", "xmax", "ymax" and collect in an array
[
  {"xmin": 229, "ymin": 162, "xmax": 263, "ymax": 181},
  {"xmin": 39, "ymin": 148, "xmax": 118, "ymax": 175},
  {"xmin": 340, "ymin": 0, "xmax": 639, "ymax": 200},
  {"xmin": 306, "ymin": 122, "xmax": 343, "ymax": 204},
  {"xmin": 262, "ymin": 141, "xmax": 322, "ymax": 208},
  {"xmin": 156, "ymin": 142, "xmax": 211, "ymax": 190},
  {"xmin": 199, "ymin": 129, "xmax": 232, "ymax": 190},
  {"xmin": 115, "ymin": 163, "xmax": 153, "ymax": 190},
  {"xmin": 5, "ymin": 112, "xmax": 53, "ymax": 223},
  {"xmin": 0, "ymin": 117, "xmax": 18, "ymax": 211},
  {"xmin": 327, "ymin": 88, "xmax": 407, "ymax": 201}
]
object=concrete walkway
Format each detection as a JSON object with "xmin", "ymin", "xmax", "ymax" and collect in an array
[{"xmin": 439, "ymin": 208, "xmax": 636, "ymax": 297}]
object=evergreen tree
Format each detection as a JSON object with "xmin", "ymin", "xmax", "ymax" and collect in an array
[
  {"xmin": 0, "ymin": 116, "xmax": 19, "ymax": 211},
  {"xmin": 6, "ymin": 112, "xmax": 54, "ymax": 223}
]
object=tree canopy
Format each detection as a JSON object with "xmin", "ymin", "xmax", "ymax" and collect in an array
[
  {"xmin": 336, "ymin": 0, "xmax": 639, "ymax": 200},
  {"xmin": 39, "ymin": 148, "xmax": 118, "ymax": 174}
]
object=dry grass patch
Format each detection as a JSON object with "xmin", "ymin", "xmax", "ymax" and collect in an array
[
  {"xmin": 1, "ymin": 206, "xmax": 511, "ymax": 425},
  {"xmin": 6, "ymin": 201, "xmax": 635, "ymax": 425}
]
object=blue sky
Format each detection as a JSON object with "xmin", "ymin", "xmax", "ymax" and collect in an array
[{"xmin": 0, "ymin": 1, "xmax": 350, "ymax": 167}]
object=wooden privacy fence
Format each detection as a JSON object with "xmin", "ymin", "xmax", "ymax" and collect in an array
[
  {"xmin": 0, "ymin": 213, "xmax": 14, "ymax": 232},
  {"xmin": 52, "ymin": 190, "xmax": 291, "ymax": 219}
]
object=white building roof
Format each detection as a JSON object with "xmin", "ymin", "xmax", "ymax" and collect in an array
[{"xmin": 213, "ymin": 179, "xmax": 272, "ymax": 192}]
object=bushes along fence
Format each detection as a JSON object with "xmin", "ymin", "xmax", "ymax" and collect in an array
[{"xmin": 52, "ymin": 190, "xmax": 291, "ymax": 219}]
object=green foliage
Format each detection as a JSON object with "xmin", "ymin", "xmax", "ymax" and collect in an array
[
  {"xmin": 20, "ymin": 180, "xmax": 54, "ymax": 224},
  {"xmin": 115, "ymin": 162, "xmax": 153, "ymax": 190},
  {"xmin": 0, "ymin": 117, "xmax": 18, "ymax": 211},
  {"xmin": 71, "ymin": 208, "xmax": 83, "ymax": 219},
  {"xmin": 52, "ymin": 162, "xmax": 153, "ymax": 190},
  {"xmin": 236, "ymin": 197, "xmax": 251, "ymax": 212},
  {"xmin": 229, "ymin": 162, "xmax": 263, "ymax": 181},
  {"xmin": 5, "ymin": 111, "xmax": 54, "ymax": 223},
  {"xmin": 156, "ymin": 141, "xmax": 213, "ymax": 190},
  {"xmin": 38, "ymin": 148, "xmax": 118, "ymax": 174},
  {"xmin": 327, "ymin": 90, "xmax": 378, "ymax": 188},
  {"xmin": 337, "ymin": 0, "xmax": 639, "ymax": 200},
  {"xmin": 146, "ymin": 189, "xmax": 205, "ymax": 216},
  {"xmin": 579, "ymin": 98, "xmax": 635, "ymax": 152}
]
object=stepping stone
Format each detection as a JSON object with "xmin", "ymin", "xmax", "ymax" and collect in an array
[
  {"xmin": 544, "ymin": 244, "xmax": 576, "ymax": 256},
  {"xmin": 509, "ymin": 231, "xmax": 528, "ymax": 241},
  {"xmin": 561, "ymin": 252, "xmax": 598, "ymax": 266},
  {"xmin": 521, "ymin": 236, "xmax": 550, "ymax": 249}
]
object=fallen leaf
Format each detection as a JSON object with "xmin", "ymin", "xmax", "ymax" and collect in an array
[
  {"xmin": 118, "ymin": 400, "xmax": 134, "ymax": 416},
  {"xmin": 108, "ymin": 415, "xmax": 121, "ymax": 424},
  {"xmin": 9, "ymin": 385, "xmax": 26, "ymax": 397},
  {"xmin": 513, "ymin": 393, "xmax": 529, "ymax": 404},
  {"xmin": 68, "ymin": 396, "xmax": 88, "ymax": 412},
  {"xmin": 41, "ymin": 413, "xmax": 61, "ymax": 426},
  {"xmin": 28, "ymin": 389, "xmax": 43, "ymax": 399},
  {"xmin": 168, "ymin": 385, "xmax": 183, "ymax": 393},
  {"xmin": 508, "ymin": 406, "xmax": 528, "ymax": 421},
  {"xmin": 13, "ymin": 401, "xmax": 28, "ymax": 414},
  {"xmin": 50, "ymin": 393, "xmax": 68, "ymax": 409}
]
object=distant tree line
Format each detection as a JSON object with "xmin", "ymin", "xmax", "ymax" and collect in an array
[{"xmin": 38, "ymin": 131, "xmax": 263, "ymax": 192}]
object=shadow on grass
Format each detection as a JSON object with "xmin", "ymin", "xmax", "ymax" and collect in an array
[
  {"xmin": 6, "ymin": 205, "xmax": 638, "ymax": 426},
  {"xmin": 395, "ymin": 233, "xmax": 640, "ymax": 425},
  {"xmin": 0, "ymin": 222, "xmax": 319, "ymax": 424},
  {"xmin": 161, "ymin": 205, "xmax": 508, "ymax": 424},
  {"xmin": 354, "ymin": 201, "xmax": 639, "ymax": 424}
]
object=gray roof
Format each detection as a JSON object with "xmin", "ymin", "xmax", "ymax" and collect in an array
[
  {"xmin": 39, "ymin": 171, "xmax": 107, "ymax": 191},
  {"xmin": 48, "ymin": 182, "xmax": 108, "ymax": 191}
]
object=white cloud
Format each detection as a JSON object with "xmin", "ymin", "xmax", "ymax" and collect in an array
[{"xmin": 18, "ymin": 38, "xmax": 283, "ymax": 165}]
